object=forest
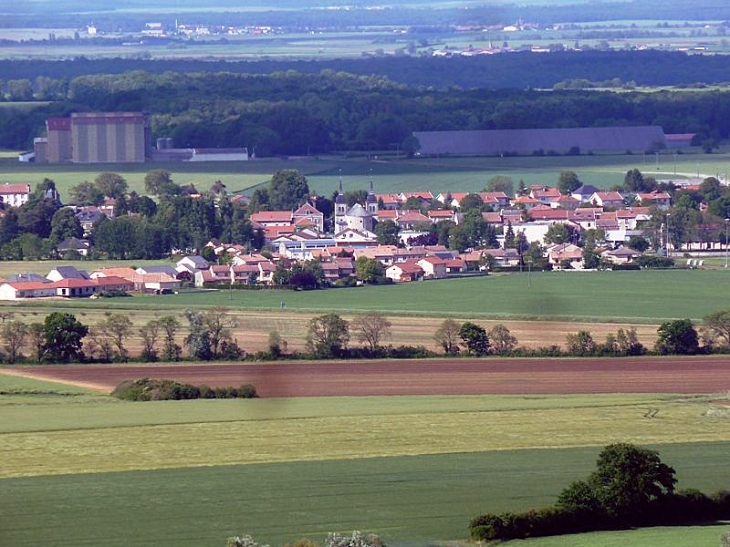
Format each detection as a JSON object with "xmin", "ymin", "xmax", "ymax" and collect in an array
[
  {"xmin": 3, "ymin": 62, "xmax": 730, "ymax": 155},
  {"xmin": 5, "ymin": 51, "xmax": 730, "ymax": 89}
]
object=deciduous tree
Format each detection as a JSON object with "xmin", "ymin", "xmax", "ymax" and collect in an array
[
  {"xmin": 352, "ymin": 312, "xmax": 392, "ymax": 352},
  {"xmin": 558, "ymin": 171, "xmax": 582, "ymax": 195},
  {"xmin": 268, "ymin": 170, "xmax": 310, "ymax": 210},
  {"xmin": 588, "ymin": 443, "xmax": 676, "ymax": 524},
  {"xmin": 139, "ymin": 319, "xmax": 161, "ymax": 362},
  {"xmin": 655, "ymin": 318, "xmax": 699, "ymax": 355},
  {"xmin": 204, "ymin": 307, "xmax": 238, "ymax": 358},
  {"xmin": 1, "ymin": 320, "xmax": 28, "ymax": 363},
  {"xmin": 434, "ymin": 318, "xmax": 460, "ymax": 355},
  {"xmin": 355, "ymin": 256, "xmax": 384, "ymax": 284},
  {"xmin": 42, "ymin": 312, "xmax": 88, "ymax": 363},
  {"xmin": 306, "ymin": 313, "xmax": 349, "ymax": 357},
  {"xmin": 98, "ymin": 313, "xmax": 134, "ymax": 362},
  {"xmin": 566, "ymin": 330, "xmax": 597, "ymax": 356},
  {"xmin": 94, "ymin": 172, "xmax": 128, "ymax": 199},
  {"xmin": 158, "ymin": 315, "xmax": 182, "ymax": 361},
  {"xmin": 488, "ymin": 324, "xmax": 518, "ymax": 354},
  {"xmin": 459, "ymin": 321, "xmax": 490, "ymax": 356},
  {"xmin": 702, "ymin": 309, "xmax": 730, "ymax": 348}
]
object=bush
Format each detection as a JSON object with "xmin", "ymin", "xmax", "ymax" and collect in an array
[
  {"xmin": 239, "ymin": 384, "xmax": 258, "ymax": 398},
  {"xmin": 98, "ymin": 289, "xmax": 132, "ymax": 298},
  {"xmin": 636, "ymin": 254, "xmax": 675, "ymax": 269},
  {"xmin": 112, "ymin": 378, "xmax": 258, "ymax": 401},
  {"xmin": 334, "ymin": 276, "xmax": 358, "ymax": 288}
]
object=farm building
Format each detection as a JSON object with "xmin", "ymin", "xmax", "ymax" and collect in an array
[{"xmin": 38, "ymin": 112, "xmax": 149, "ymax": 164}]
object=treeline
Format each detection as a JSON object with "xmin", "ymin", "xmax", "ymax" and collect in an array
[
  {"xmin": 0, "ymin": 173, "xmax": 264, "ymax": 260},
  {"xmin": 4, "ymin": 307, "xmax": 729, "ymax": 365},
  {"xmin": 7, "ymin": 54, "xmax": 730, "ymax": 152},
  {"xmin": 6, "ymin": 51, "xmax": 730, "ymax": 90}
]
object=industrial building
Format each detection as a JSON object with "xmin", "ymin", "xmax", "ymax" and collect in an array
[
  {"xmin": 412, "ymin": 126, "xmax": 672, "ymax": 156},
  {"xmin": 35, "ymin": 112, "xmax": 149, "ymax": 164}
]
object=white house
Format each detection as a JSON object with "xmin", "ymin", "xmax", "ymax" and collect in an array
[
  {"xmin": 0, "ymin": 281, "xmax": 55, "ymax": 300},
  {"xmin": 0, "ymin": 183, "xmax": 31, "ymax": 207}
]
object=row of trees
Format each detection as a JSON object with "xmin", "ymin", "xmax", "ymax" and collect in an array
[
  {"xmin": 3, "ymin": 307, "xmax": 727, "ymax": 365},
  {"xmin": 0, "ymin": 307, "xmax": 242, "ymax": 364},
  {"xmin": 430, "ymin": 311, "xmax": 730, "ymax": 359}
]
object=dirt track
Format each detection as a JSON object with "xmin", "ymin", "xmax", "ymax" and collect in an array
[{"xmin": 6, "ymin": 356, "xmax": 730, "ymax": 397}]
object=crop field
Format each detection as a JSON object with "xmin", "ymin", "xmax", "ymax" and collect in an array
[
  {"xmin": 0, "ymin": 269, "xmax": 725, "ymax": 353},
  {"xmin": 7, "ymin": 269, "xmax": 726, "ymax": 322},
  {"xmin": 1, "ymin": 369, "xmax": 730, "ymax": 547},
  {"xmin": 1, "ymin": 150, "xmax": 728, "ymax": 201}
]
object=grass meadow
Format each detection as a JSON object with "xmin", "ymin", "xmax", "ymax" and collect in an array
[
  {"xmin": 506, "ymin": 524, "xmax": 730, "ymax": 547},
  {"xmin": 1, "ymin": 150, "xmax": 729, "ymax": 201},
  {"xmin": 5, "ymin": 269, "xmax": 728, "ymax": 325},
  {"xmin": 1, "ymin": 373, "xmax": 729, "ymax": 547}
]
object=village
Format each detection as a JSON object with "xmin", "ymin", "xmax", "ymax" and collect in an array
[{"xmin": 0, "ymin": 169, "xmax": 721, "ymax": 301}]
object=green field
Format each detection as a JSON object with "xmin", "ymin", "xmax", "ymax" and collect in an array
[
  {"xmin": 6, "ymin": 269, "xmax": 728, "ymax": 324},
  {"xmin": 1, "ymin": 371, "xmax": 729, "ymax": 547},
  {"xmin": 506, "ymin": 524, "xmax": 730, "ymax": 547},
  {"xmin": 1, "ymin": 150, "xmax": 728, "ymax": 202}
]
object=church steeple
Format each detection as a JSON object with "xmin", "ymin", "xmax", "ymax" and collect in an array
[
  {"xmin": 334, "ymin": 170, "xmax": 347, "ymax": 233},
  {"xmin": 365, "ymin": 174, "xmax": 377, "ymax": 215}
]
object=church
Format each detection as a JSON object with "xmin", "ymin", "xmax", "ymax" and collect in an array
[{"xmin": 333, "ymin": 181, "xmax": 379, "ymax": 244}]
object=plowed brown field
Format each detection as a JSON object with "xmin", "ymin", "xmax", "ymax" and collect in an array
[{"xmin": 5, "ymin": 356, "xmax": 730, "ymax": 396}]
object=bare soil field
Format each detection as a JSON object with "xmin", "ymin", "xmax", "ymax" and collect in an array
[{"xmin": 5, "ymin": 356, "xmax": 730, "ymax": 397}]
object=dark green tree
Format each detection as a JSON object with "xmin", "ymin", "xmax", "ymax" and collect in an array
[
  {"xmin": 268, "ymin": 170, "xmax": 310, "ymax": 210},
  {"xmin": 0, "ymin": 208, "xmax": 20, "ymax": 246},
  {"xmin": 655, "ymin": 318, "xmax": 699, "ymax": 355},
  {"xmin": 558, "ymin": 171, "xmax": 582, "ymax": 195},
  {"xmin": 144, "ymin": 169, "xmax": 179, "ymax": 196},
  {"xmin": 624, "ymin": 168, "xmax": 645, "ymax": 193},
  {"xmin": 94, "ymin": 172, "xmax": 128, "ymax": 199},
  {"xmin": 588, "ymin": 443, "xmax": 676, "ymax": 524},
  {"xmin": 459, "ymin": 193, "xmax": 484, "ymax": 212},
  {"xmin": 544, "ymin": 223, "xmax": 570, "ymax": 245},
  {"xmin": 42, "ymin": 312, "xmax": 88, "ymax": 363},
  {"xmin": 627, "ymin": 235, "xmax": 649, "ymax": 252},
  {"xmin": 355, "ymin": 256, "xmax": 385, "ymax": 283},
  {"xmin": 69, "ymin": 181, "xmax": 105, "ymax": 206},
  {"xmin": 375, "ymin": 220, "xmax": 400, "ymax": 245},
  {"xmin": 459, "ymin": 321, "xmax": 490, "ymax": 356},
  {"xmin": 18, "ymin": 197, "xmax": 60, "ymax": 238},
  {"xmin": 49, "ymin": 207, "xmax": 83, "ymax": 244},
  {"xmin": 184, "ymin": 309, "xmax": 213, "ymax": 360}
]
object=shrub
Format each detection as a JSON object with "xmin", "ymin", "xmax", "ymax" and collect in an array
[
  {"xmin": 239, "ymin": 384, "xmax": 258, "ymax": 398},
  {"xmin": 112, "ymin": 378, "xmax": 258, "ymax": 401}
]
